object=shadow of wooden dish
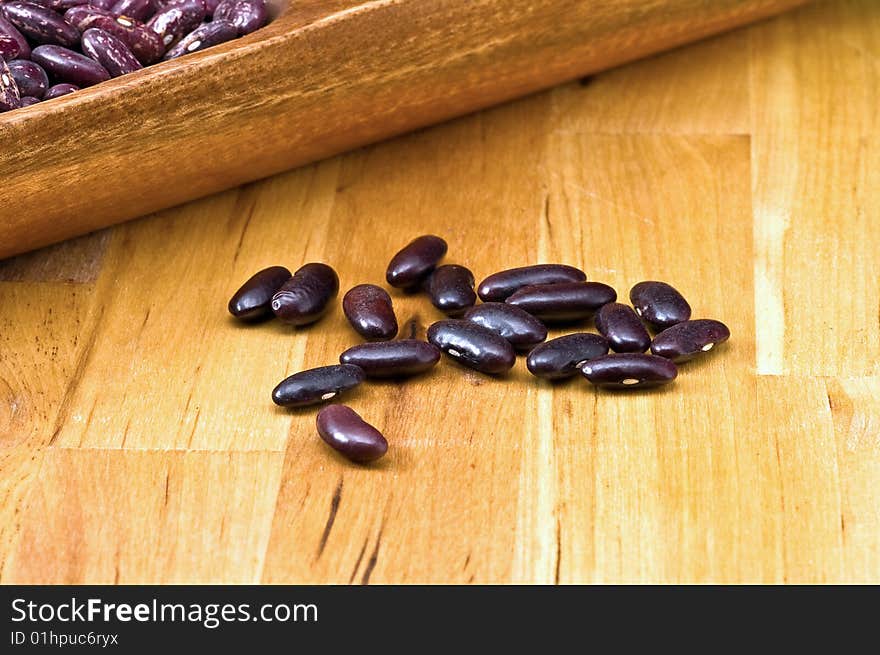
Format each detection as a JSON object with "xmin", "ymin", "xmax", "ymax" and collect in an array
[{"xmin": 0, "ymin": 0, "xmax": 808, "ymax": 259}]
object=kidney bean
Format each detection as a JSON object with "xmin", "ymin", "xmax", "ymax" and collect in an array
[
  {"xmin": 271, "ymin": 364, "xmax": 365, "ymax": 408},
  {"xmin": 64, "ymin": 4, "xmax": 112, "ymax": 28},
  {"xmin": 594, "ymin": 302, "xmax": 651, "ymax": 353},
  {"xmin": 43, "ymin": 82, "xmax": 78, "ymax": 98},
  {"xmin": 32, "ymin": 45, "xmax": 111, "ymax": 87},
  {"xmin": 163, "ymin": 18, "xmax": 237, "ymax": 59},
  {"xmin": 227, "ymin": 265, "xmax": 291, "ymax": 321},
  {"xmin": 111, "ymin": 0, "xmax": 155, "ymax": 21},
  {"xmin": 146, "ymin": 0, "xmax": 204, "ymax": 48},
  {"xmin": 0, "ymin": 60, "xmax": 21, "ymax": 112},
  {"xmin": 271, "ymin": 262, "xmax": 339, "ymax": 326},
  {"xmin": 342, "ymin": 284, "xmax": 397, "ymax": 341},
  {"xmin": 7, "ymin": 60, "xmax": 49, "ymax": 99},
  {"xmin": 629, "ymin": 281, "xmax": 691, "ymax": 330},
  {"xmin": 385, "ymin": 235, "xmax": 447, "ymax": 289},
  {"xmin": 340, "ymin": 339, "xmax": 440, "ymax": 378},
  {"xmin": 425, "ymin": 264, "xmax": 476, "ymax": 316},
  {"xmin": 213, "ymin": 0, "xmax": 265, "ymax": 35},
  {"xmin": 650, "ymin": 319, "xmax": 730, "ymax": 363},
  {"xmin": 3, "ymin": 2, "xmax": 81, "ymax": 47},
  {"xmin": 28, "ymin": 0, "xmax": 90, "ymax": 9},
  {"xmin": 463, "ymin": 302, "xmax": 547, "ymax": 351},
  {"xmin": 0, "ymin": 16, "xmax": 30, "ymax": 60},
  {"xmin": 81, "ymin": 28, "xmax": 143, "ymax": 76},
  {"xmin": 526, "ymin": 333, "xmax": 609, "ymax": 380},
  {"xmin": 477, "ymin": 264, "xmax": 586, "ymax": 302},
  {"xmin": 66, "ymin": 8, "xmax": 166, "ymax": 64},
  {"xmin": 506, "ymin": 281, "xmax": 616, "ymax": 322},
  {"xmin": 427, "ymin": 319, "xmax": 515, "ymax": 374},
  {"xmin": 316, "ymin": 405, "xmax": 387, "ymax": 464},
  {"xmin": 19, "ymin": 95, "xmax": 41, "ymax": 105},
  {"xmin": 579, "ymin": 353, "xmax": 677, "ymax": 389},
  {"xmin": 89, "ymin": 0, "xmax": 117, "ymax": 8}
]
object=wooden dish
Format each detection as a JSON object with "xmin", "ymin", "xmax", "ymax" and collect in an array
[{"xmin": 0, "ymin": 0, "xmax": 808, "ymax": 258}]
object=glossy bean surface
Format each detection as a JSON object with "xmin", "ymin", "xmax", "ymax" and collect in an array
[
  {"xmin": 110, "ymin": 0, "xmax": 155, "ymax": 21},
  {"xmin": 146, "ymin": 0, "xmax": 204, "ymax": 48},
  {"xmin": 339, "ymin": 339, "xmax": 440, "ymax": 378},
  {"xmin": 342, "ymin": 284, "xmax": 397, "ymax": 340},
  {"xmin": 427, "ymin": 319, "xmax": 515, "ymax": 374},
  {"xmin": 271, "ymin": 262, "xmax": 339, "ymax": 326},
  {"xmin": 32, "ymin": 45, "xmax": 111, "ymax": 86},
  {"xmin": 82, "ymin": 28, "xmax": 143, "ymax": 77},
  {"xmin": 579, "ymin": 353, "xmax": 677, "ymax": 389},
  {"xmin": 213, "ymin": 0, "xmax": 266, "ymax": 35},
  {"xmin": 43, "ymin": 82, "xmax": 78, "ymax": 98},
  {"xmin": 426, "ymin": 264, "xmax": 476, "ymax": 316},
  {"xmin": 506, "ymin": 281, "xmax": 616, "ymax": 322},
  {"xmin": 227, "ymin": 265, "xmax": 291, "ymax": 321},
  {"xmin": 594, "ymin": 302, "xmax": 651, "ymax": 353},
  {"xmin": 271, "ymin": 364, "xmax": 365, "ymax": 408},
  {"xmin": 66, "ymin": 9, "xmax": 165, "ymax": 64},
  {"xmin": 162, "ymin": 19, "xmax": 237, "ymax": 59},
  {"xmin": 477, "ymin": 264, "xmax": 586, "ymax": 302},
  {"xmin": 28, "ymin": 0, "xmax": 90, "ymax": 9},
  {"xmin": 650, "ymin": 319, "xmax": 730, "ymax": 362},
  {"xmin": 463, "ymin": 302, "xmax": 547, "ymax": 350},
  {"xmin": 316, "ymin": 405, "xmax": 388, "ymax": 464},
  {"xmin": 0, "ymin": 16, "xmax": 30, "ymax": 60},
  {"xmin": 19, "ymin": 95, "xmax": 40, "ymax": 105},
  {"xmin": 385, "ymin": 235, "xmax": 447, "ymax": 289},
  {"xmin": 525, "ymin": 333, "xmax": 609, "ymax": 380},
  {"xmin": 2, "ymin": 2, "xmax": 80, "ymax": 47},
  {"xmin": 0, "ymin": 59, "xmax": 21, "ymax": 112},
  {"xmin": 629, "ymin": 281, "xmax": 691, "ymax": 329},
  {"xmin": 7, "ymin": 60, "xmax": 48, "ymax": 99}
]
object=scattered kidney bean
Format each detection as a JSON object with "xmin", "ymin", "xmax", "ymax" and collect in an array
[
  {"xmin": 81, "ymin": 28, "xmax": 143, "ymax": 77},
  {"xmin": 427, "ymin": 319, "xmax": 516, "ymax": 374},
  {"xmin": 162, "ymin": 18, "xmax": 237, "ymax": 59},
  {"xmin": 339, "ymin": 339, "xmax": 441, "ymax": 378},
  {"xmin": 7, "ymin": 60, "xmax": 49, "ymax": 99},
  {"xmin": 272, "ymin": 364, "xmax": 366, "ymax": 408},
  {"xmin": 594, "ymin": 302, "xmax": 651, "ymax": 353},
  {"xmin": 0, "ymin": 16, "xmax": 30, "ymax": 60},
  {"xmin": 227, "ymin": 265, "xmax": 291, "ymax": 321},
  {"xmin": 463, "ymin": 302, "xmax": 547, "ymax": 351},
  {"xmin": 650, "ymin": 319, "xmax": 730, "ymax": 362},
  {"xmin": 629, "ymin": 281, "xmax": 691, "ymax": 330},
  {"xmin": 213, "ymin": 0, "xmax": 266, "ymax": 36},
  {"xmin": 506, "ymin": 281, "xmax": 616, "ymax": 322},
  {"xmin": 342, "ymin": 284, "xmax": 398, "ymax": 341},
  {"xmin": 0, "ymin": 59, "xmax": 21, "ymax": 111},
  {"xmin": 579, "ymin": 353, "xmax": 677, "ymax": 389},
  {"xmin": 43, "ymin": 82, "xmax": 78, "ymax": 98},
  {"xmin": 32, "ymin": 45, "xmax": 111, "ymax": 86},
  {"xmin": 110, "ymin": 0, "xmax": 155, "ymax": 22},
  {"xmin": 271, "ymin": 263, "xmax": 339, "ymax": 326},
  {"xmin": 2, "ymin": 2, "xmax": 81, "ymax": 47},
  {"xmin": 146, "ymin": 0, "xmax": 205, "ymax": 48},
  {"xmin": 316, "ymin": 405, "xmax": 388, "ymax": 464},
  {"xmin": 386, "ymin": 235, "xmax": 448, "ymax": 289},
  {"xmin": 425, "ymin": 264, "xmax": 476, "ymax": 316},
  {"xmin": 525, "ymin": 333, "xmax": 609, "ymax": 380},
  {"xmin": 477, "ymin": 264, "xmax": 586, "ymax": 302}
]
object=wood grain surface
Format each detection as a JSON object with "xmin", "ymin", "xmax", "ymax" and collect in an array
[
  {"xmin": 2, "ymin": 0, "xmax": 879, "ymax": 584},
  {"xmin": 0, "ymin": 0, "xmax": 807, "ymax": 258}
]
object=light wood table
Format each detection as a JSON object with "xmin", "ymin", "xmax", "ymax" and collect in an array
[{"xmin": 1, "ymin": 0, "xmax": 877, "ymax": 584}]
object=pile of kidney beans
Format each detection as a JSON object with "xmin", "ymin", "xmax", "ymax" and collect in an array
[
  {"xmin": 228, "ymin": 235, "xmax": 731, "ymax": 464},
  {"xmin": 0, "ymin": 0, "xmax": 267, "ymax": 112}
]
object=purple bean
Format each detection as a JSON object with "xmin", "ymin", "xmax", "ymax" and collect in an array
[
  {"xmin": 271, "ymin": 364, "xmax": 366, "ymax": 408},
  {"xmin": 649, "ymin": 319, "xmax": 730, "ymax": 363},
  {"xmin": 2, "ymin": 1, "xmax": 81, "ymax": 48},
  {"xmin": 339, "ymin": 340, "xmax": 441, "ymax": 378},
  {"xmin": 385, "ymin": 235, "xmax": 447, "ymax": 289},
  {"xmin": 579, "ymin": 353, "xmax": 678, "ymax": 390},
  {"xmin": 213, "ymin": 0, "xmax": 265, "ymax": 35},
  {"xmin": 463, "ymin": 302, "xmax": 547, "ymax": 351},
  {"xmin": 342, "ymin": 284, "xmax": 398, "ymax": 341},
  {"xmin": 526, "ymin": 333, "xmax": 610, "ymax": 380},
  {"xmin": 316, "ymin": 405, "xmax": 388, "ymax": 464},
  {"xmin": 271, "ymin": 263, "xmax": 339, "ymax": 326},
  {"xmin": 19, "ymin": 95, "xmax": 41, "ymax": 105},
  {"xmin": 427, "ymin": 319, "xmax": 516, "ymax": 375},
  {"xmin": 89, "ymin": 0, "xmax": 117, "ymax": 9},
  {"xmin": 227, "ymin": 266, "xmax": 292, "ymax": 322},
  {"xmin": 505, "ymin": 281, "xmax": 617, "ymax": 322},
  {"xmin": 32, "ymin": 45, "xmax": 111, "ymax": 87},
  {"xmin": 202, "ymin": 0, "xmax": 219, "ymax": 15},
  {"xmin": 629, "ymin": 281, "xmax": 692, "ymax": 330},
  {"xmin": 162, "ymin": 18, "xmax": 236, "ymax": 60},
  {"xmin": 0, "ymin": 59, "xmax": 22, "ymax": 112},
  {"xmin": 43, "ymin": 82, "xmax": 78, "ymax": 98},
  {"xmin": 81, "ymin": 28, "xmax": 143, "ymax": 76},
  {"xmin": 594, "ymin": 302, "xmax": 651, "ymax": 353},
  {"xmin": 65, "ymin": 8, "xmax": 165, "ymax": 64},
  {"xmin": 425, "ymin": 264, "xmax": 476, "ymax": 316},
  {"xmin": 146, "ymin": 0, "xmax": 204, "ymax": 48},
  {"xmin": 477, "ymin": 264, "xmax": 586, "ymax": 302},
  {"xmin": 27, "ymin": 0, "xmax": 90, "ymax": 10},
  {"xmin": 110, "ymin": 0, "xmax": 156, "ymax": 21},
  {"xmin": 0, "ymin": 16, "xmax": 31, "ymax": 60},
  {"xmin": 7, "ymin": 59, "xmax": 48, "ymax": 99}
]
